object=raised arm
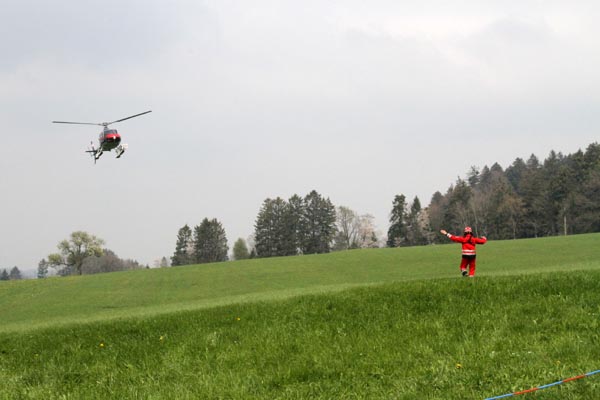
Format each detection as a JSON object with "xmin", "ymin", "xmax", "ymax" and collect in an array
[{"xmin": 440, "ymin": 230, "xmax": 466, "ymax": 243}]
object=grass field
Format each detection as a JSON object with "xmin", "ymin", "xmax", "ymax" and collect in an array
[{"xmin": 1, "ymin": 233, "xmax": 599, "ymax": 399}]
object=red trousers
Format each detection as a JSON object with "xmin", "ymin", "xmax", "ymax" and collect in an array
[{"xmin": 460, "ymin": 255, "xmax": 477, "ymax": 276}]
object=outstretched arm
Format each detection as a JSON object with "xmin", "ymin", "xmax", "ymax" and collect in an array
[{"xmin": 440, "ymin": 230, "xmax": 464, "ymax": 243}]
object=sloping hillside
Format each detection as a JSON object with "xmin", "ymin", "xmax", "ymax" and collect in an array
[
  {"xmin": 1, "ymin": 270, "xmax": 600, "ymax": 399},
  {"xmin": 1, "ymin": 233, "xmax": 599, "ymax": 332}
]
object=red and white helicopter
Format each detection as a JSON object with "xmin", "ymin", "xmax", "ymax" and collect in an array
[{"xmin": 52, "ymin": 110, "xmax": 152, "ymax": 163}]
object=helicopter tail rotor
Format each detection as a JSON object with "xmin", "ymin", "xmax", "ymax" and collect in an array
[{"xmin": 85, "ymin": 142, "xmax": 102, "ymax": 164}]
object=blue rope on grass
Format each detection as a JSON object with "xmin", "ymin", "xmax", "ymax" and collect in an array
[{"xmin": 484, "ymin": 369, "xmax": 600, "ymax": 399}]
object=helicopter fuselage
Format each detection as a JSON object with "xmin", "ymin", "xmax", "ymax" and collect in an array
[{"xmin": 99, "ymin": 128, "xmax": 121, "ymax": 151}]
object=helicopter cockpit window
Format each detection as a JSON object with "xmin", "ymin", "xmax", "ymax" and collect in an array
[{"xmin": 106, "ymin": 129, "xmax": 118, "ymax": 135}]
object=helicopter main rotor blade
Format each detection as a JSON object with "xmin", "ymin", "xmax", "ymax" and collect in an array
[
  {"xmin": 52, "ymin": 121, "xmax": 104, "ymax": 126},
  {"xmin": 107, "ymin": 110, "xmax": 152, "ymax": 125}
]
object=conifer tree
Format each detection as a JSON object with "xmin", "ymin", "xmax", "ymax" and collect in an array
[
  {"xmin": 254, "ymin": 199, "xmax": 275, "ymax": 258},
  {"xmin": 426, "ymin": 191, "xmax": 446, "ymax": 244},
  {"xmin": 193, "ymin": 218, "xmax": 229, "ymax": 263},
  {"xmin": 302, "ymin": 190, "xmax": 336, "ymax": 254},
  {"xmin": 387, "ymin": 194, "xmax": 408, "ymax": 247},
  {"xmin": 284, "ymin": 194, "xmax": 306, "ymax": 255},
  {"xmin": 37, "ymin": 259, "xmax": 49, "ymax": 279},
  {"xmin": 9, "ymin": 266, "xmax": 22, "ymax": 280},
  {"xmin": 443, "ymin": 179, "xmax": 473, "ymax": 233},
  {"xmin": 406, "ymin": 196, "xmax": 427, "ymax": 246},
  {"xmin": 171, "ymin": 224, "xmax": 193, "ymax": 266},
  {"xmin": 254, "ymin": 198, "xmax": 289, "ymax": 257}
]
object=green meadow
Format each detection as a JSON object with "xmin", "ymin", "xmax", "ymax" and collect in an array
[{"xmin": 1, "ymin": 233, "xmax": 600, "ymax": 399}]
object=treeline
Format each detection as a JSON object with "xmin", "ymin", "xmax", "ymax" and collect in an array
[
  {"xmin": 0, "ymin": 267, "xmax": 22, "ymax": 281},
  {"xmin": 170, "ymin": 191, "xmax": 338, "ymax": 265},
  {"xmin": 425, "ymin": 143, "xmax": 600, "ymax": 241},
  {"xmin": 171, "ymin": 218, "xmax": 229, "ymax": 266},
  {"xmin": 254, "ymin": 190, "xmax": 336, "ymax": 257},
  {"xmin": 171, "ymin": 190, "xmax": 380, "ymax": 266},
  {"xmin": 169, "ymin": 143, "xmax": 600, "ymax": 266}
]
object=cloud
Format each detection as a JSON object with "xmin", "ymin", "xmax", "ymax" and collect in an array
[{"xmin": 0, "ymin": 0, "xmax": 209, "ymax": 72}]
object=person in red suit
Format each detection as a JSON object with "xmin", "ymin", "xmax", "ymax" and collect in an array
[{"xmin": 440, "ymin": 226, "xmax": 487, "ymax": 277}]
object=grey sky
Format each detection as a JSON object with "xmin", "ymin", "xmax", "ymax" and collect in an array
[{"xmin": 2, "ymin": 1, "xmax": 599, "ymax": 270}]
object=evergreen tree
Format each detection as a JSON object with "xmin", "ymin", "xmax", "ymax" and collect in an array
[
  {"xmin": 572, "ymin": 169, "xmax": 600, "ymax": 232},
  {"xmin": 193, "ymin": 218, "xmax": 229, "ymax": 263},
  {"xmin": 478, "ymin": 165, "xmax": 492, "ymax": 189},
  {"xmin": 519, "ymin": 154, "xmax": 545, "ymax": 237},
  {"xmin": 232, "ymin": 238, "xmax": 250, "ymax": 260},
  {"xmin": 254, "ymin": 199, "xmax": 274, "ymax": 258},
  {"xmin": 443, "ymin": 179, "xmax": 473, "ymax": 234},
  {"xmin": 284, "ymin": 194, "xmax": 306, "ymax": 255},
  {"xmin": 254, "ymin": 191, "xmax": 335, "ymax": 257},
  {"xmin": 254, "ymin": 198, "xmax": 290, "ymax": 257},
  {"xmin": 0, "ymin": 269, "xmax": 8, "ymax": 281},
  {"xmin": 560, "ymin": 146, "xmax": 600, "ymax": 235},
  {"xmin": 37, "ymin": 259, "xmax": 49, "ymax": 279},
  {"xmin": 302, "ymin": 190, "xmax": 336, "ymax": 254},
  {"xmin": 426, "ymin": 191, "xmax": 446, "ymax": 244},
  {"xmin": 160, "ymin": 257, "xmax": 169, "ymax": 267},
  {"xmin": 467, "ymin": 166, "xmax": 480, "ymax": 187},
  {"xmin": 576, "ymin": 144, "xmax": 600, "ymax": 232},
  {"xmin": 485, "ymin": 171, "xmax": 523, "ymax": 239},
  {"xmin": 505, "ymin": 157, "xmax": 527, "ymax": 195},
  {"xmin": 9, "ymin": 266, "xmax": 22, "ymax": 280},
  {"xmin": 541, "ymin": 150, "xmax": 567, "ymax": 235},
  {"xmin": 406, "ymin": 196, "xmax": 427, "ymax": 246},
  {"xmin": 171, "ymin": 224, "xmax": 193, "ymax": 266},
  {"xmin": 387, "ymin": 194, "xmax": 408, "ymax": 247},
  {"xmin": 583, "ymin": 143, "xmax": 600, "ymax": 170}
]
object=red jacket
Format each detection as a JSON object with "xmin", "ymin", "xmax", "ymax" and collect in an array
[{"xmin": 446, "ymin": 233, "xmax": 487, "ymax": 256}]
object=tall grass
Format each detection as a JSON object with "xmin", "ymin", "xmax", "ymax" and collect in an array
[{"xmin": 1, "ymin": 272, "xmax": 600, "ymax": 399}]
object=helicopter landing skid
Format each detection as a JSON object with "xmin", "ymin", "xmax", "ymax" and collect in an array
[{"xmin": 116, "ymin": 144, "xmax": 128, "ymax": 158}]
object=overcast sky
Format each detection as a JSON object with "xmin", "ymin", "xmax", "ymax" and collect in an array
[{"xmin": 2, "ymin": 1, "xmax": 599, "ymax": 271}]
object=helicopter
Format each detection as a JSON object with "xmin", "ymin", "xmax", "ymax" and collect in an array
[{"xmin": 52, "ymin": 110, "xmax": 152, "ymax": 163}]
